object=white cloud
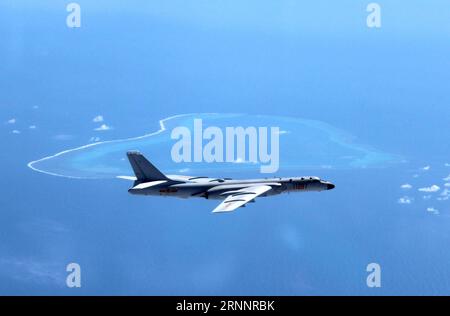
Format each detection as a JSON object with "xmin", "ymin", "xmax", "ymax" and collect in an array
[
  {"xmin": 29, "ymin": 125, "xmax": 36, "ymax": 129},
  {"xmin": 426, "ymin": 207, "xmax": 439, "ymax": 215},
  {"xmin": 422, "ymin": 165, "xmax": 431, "ymax": 171},
  {"xmin": 418, "ymin": 185, "xmax": 440, "ymax": 193},
  {"xmin": 400, "ymin": 184, "xmax": 412, "ymax": 190},
  {"xmin": 11, "ymin": 129, "xmax": 20, "ymax": 134},
  {"xmin": 423, "ymin": 195, "xmax": 432, "ymax": 200},
  {"xmin": 94, "ymin": 124, "xmax": 112, "ymax": 131},
  {"xmin": 445, "ymin": 183, "xmax": 450, "ymax": 188},
  {"xmin": 92, "ymin": 115, "xmax": 104, "ymax": 123},
  {"xmin": 7, "ymin": 118, "xmax": 16, "ymax": 124},
  {"xmin": 89, "ymin": 136, "xmax": 100, "ymax": 142},
  {"xmin": 437, "ymin": 187, "xmax": 449, "ymax": 200},
  {"xmin": 398, "ymin": 196, "xmax": 413, "ymax": 204},
  {"xmin": 443, "ymin": 174, "xmax": 450, "ymax": 182}
]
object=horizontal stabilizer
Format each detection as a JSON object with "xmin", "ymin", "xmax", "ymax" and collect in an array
[
  {"xmin": 132, "ymin": 180, "xmax": 167, "ymax": 190},
  {"xmin": 116, "ymin": 175, "xmax": 137, "ymax": 181}
]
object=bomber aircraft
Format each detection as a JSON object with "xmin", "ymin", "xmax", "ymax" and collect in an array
[{"xmin": 125, "ymin": 151, "xmax": 335, "ymax": 213}]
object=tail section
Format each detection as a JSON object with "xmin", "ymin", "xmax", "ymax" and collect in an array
[{"xmin": 126, "ymin": 151, "xmax": 169, "ymax": 182}]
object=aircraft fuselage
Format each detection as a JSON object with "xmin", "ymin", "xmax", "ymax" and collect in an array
[{"xmin": 128, "ymin": 176, "xmax": 335, "ymax": 200}]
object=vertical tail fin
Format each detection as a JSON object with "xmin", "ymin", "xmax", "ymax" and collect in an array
[{"xmin": 126, "ymin": 151, "xmax": 168, "ymax": 182}]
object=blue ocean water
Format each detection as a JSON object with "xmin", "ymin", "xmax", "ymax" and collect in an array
[{"xmin": 1, "ymin": 1, "xmax": 450, "ymax": 295}]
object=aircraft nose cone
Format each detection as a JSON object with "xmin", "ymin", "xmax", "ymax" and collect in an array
[{"xmin": 327, "ymin": 183, "xmax": 335, "ymax": 190}]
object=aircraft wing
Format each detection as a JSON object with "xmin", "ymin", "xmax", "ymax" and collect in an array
[{"xmin": 212, "ymin": 185, "xmax": 272, "ymax": 213}]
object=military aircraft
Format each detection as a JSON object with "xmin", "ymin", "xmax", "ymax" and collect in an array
[{"xmin": 125, "ymin": 151, "xmax": 335, "ymax": 213}]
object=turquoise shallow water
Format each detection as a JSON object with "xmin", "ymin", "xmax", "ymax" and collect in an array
[{"xmin": 28, "ymin": 113, "xmax": 401, "ymax": 179}]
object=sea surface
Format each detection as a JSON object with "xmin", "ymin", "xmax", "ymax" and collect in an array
[{"xmin": 1, "ymin": 1, "xmax": 450, "ymax": 295}]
